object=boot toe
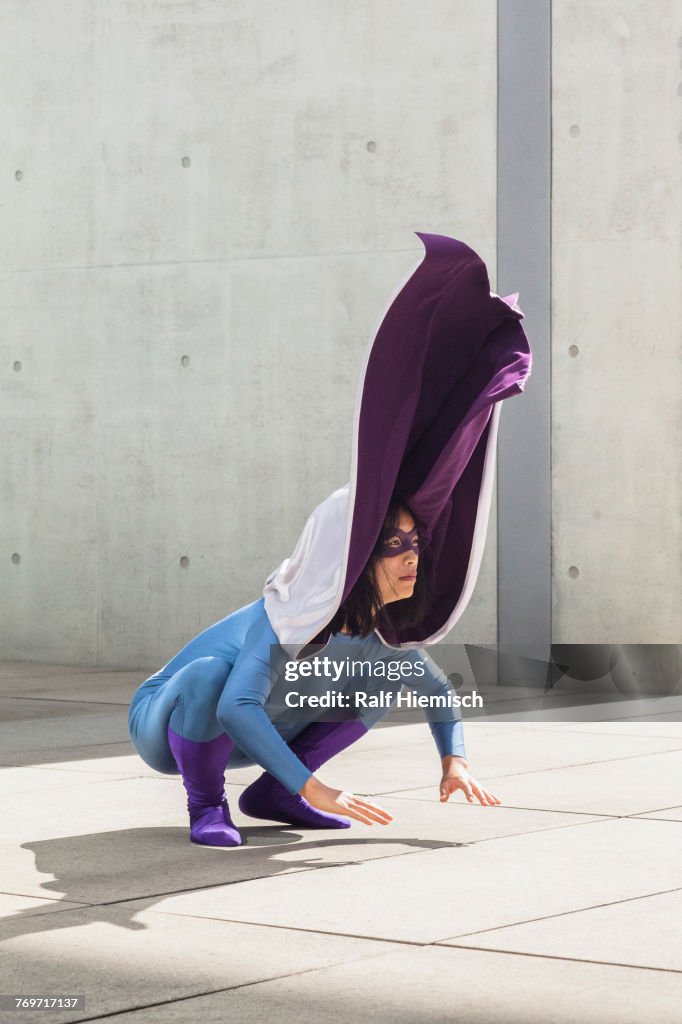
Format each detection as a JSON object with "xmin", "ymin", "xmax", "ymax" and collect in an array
[
  {"xmin": 189, "ymin": 805, "xmax": 242, "ymax": 847},
  {"xmin": 191, "ymin": 825, "xmax": 242, "ymax": 848}
]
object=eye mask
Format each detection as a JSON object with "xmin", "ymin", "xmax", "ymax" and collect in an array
[{"xmin": 375, "ymin": 527, "xmax": 420, "ymax": 558}]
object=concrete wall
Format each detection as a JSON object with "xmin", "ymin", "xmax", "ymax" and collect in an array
[
  {"xmin": 3, "ymin": 1, "xmax": 679, "ymax": 668},
  {"xmin": 1, "ymin": 1, "xmax": 498, "ymax": 667},
  {"xmin": 552, "ymin": 1, "xmax": 681, "ymax": 642}
]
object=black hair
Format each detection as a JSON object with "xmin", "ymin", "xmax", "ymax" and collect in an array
[{"xmin": 327, "ymin": 494, "xmax": 430, "ymax": 638}]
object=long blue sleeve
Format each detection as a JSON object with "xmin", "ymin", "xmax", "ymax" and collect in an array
[
  {"xmin": 396, "ymin": 647, "xmax": 467, "ymax": 760},
  {"xmin": 216, "ymin": 613, "xmax": 314, "ymax": 795}
]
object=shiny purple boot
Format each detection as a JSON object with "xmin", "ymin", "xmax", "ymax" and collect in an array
[
  {"xmin": 167, "ymin": 726, "xmax": 242, "ymax": 847},
  {"xmin": 238, "ymin": 720, "xmax": 368, "ymax": 829}
]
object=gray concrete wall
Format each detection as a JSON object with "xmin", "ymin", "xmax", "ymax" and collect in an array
[
  {"xmin": 1, "ymin": 1, "xmax": 498, "ymax": 667},
  {"xmin": 3, "ymin": 1, "xmax": 679, "ymax": 668},
  {"xmin": 552, "ymin": 1, "xmax": 681, "ymax": 642}
]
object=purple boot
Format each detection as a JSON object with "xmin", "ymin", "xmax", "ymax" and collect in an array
[
  {"xmin": 167, "ymin": 726, "xmax": 242, "ymax": 848},
  {"xmin": 238, "ymin": 719, "xmax": 368, "ymax": 829}
]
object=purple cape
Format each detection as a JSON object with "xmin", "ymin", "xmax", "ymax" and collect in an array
[{"xmin": 264, "ymin": 232, "xmax": 532, "ymax": 656}]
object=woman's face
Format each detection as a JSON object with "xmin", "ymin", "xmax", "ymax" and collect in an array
[{"xmin": 373, "ymin": 508, "xmax": 419, "ymax": 606}]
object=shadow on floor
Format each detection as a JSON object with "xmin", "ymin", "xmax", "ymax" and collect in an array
[{"xmin": 4, "ymin": 827, "xmax": 468, "ymax": 943}]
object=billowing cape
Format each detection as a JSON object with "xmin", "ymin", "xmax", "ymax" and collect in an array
[{"xmin": 264, "ymin": 232, "xmax": 532, "ymax": 657}]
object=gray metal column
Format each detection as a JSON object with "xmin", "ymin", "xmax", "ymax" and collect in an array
[{"xmin": 496, "ymin": 0, "xmax": 552, "ymax": 684}]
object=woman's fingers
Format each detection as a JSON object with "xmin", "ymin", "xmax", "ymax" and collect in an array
[
  {"xmin": 345, "ymin": 807, "xmax": 374, "ymax": 825},
  {"xmin": 338, "ymin": 792, "xmax": 392, "ymax": 825},
  {"xmin": 343, "ymin": 803, "xmax": 380, "ymax": 825},
  {"xmin": 438, "ymin": 772, "xmax": 502, "ymax": 807},
  {"xmin": 461, "ymin": 780, "xmax": 474, "ymax": 802},
  {"xmin": 346, "ymin": 798, "xmax": 392, "ymax": 825},
  {"xmin": 471, "ymin": 781, "xmax": 501, "ymax": 806},
  {"xmin": 350, "ymin": 797, "xmax": 393, "ymax": 823}
]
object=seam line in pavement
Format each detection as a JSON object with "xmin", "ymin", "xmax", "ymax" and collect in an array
[
  {"xmin": 125, "ymin": 911, "xmax": 433, "ymax": 947},
  {"xmin": 388, "ymin": 794, "xmax": 682, "ymax": 819},
  {"xmin": 387, "ymin": 792, "xmax": 620, "ymax": 814},
  {"xmin": 3, "ymin": 741, "xmax": 133, "ymax": 758},
  {"xmin": 14, "ymin": 948, "xmax": 403, "ymax": 1024},
  {"xmin": 435, "ymin": 941, "xmax": 682, "ymax": 975},
  {"xmin": 514, "ymin": 726, "xmax": 682, "ymax": 740},
  {"xmin": 433, "ymin": 884, "xmax": 682, "ymax": 941},
  {"xmin": 0, "ymin": 891, "xmax": 93, "ymax": 907},
  {"xmin": 369, "ymin": 749, "xmax": 682, "ymax": 795},
  {"xmin": 0, "ymin": 848, "xmax": 442, "ymax": 921}
]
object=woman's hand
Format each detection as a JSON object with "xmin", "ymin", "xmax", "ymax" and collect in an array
[
  {"xmin": 300, "ymin": 775, "xmax": 393, "ymax": 825},
  {"xmin": 439, "ymin": 756, "xmax": 501, "ymax": 806}
]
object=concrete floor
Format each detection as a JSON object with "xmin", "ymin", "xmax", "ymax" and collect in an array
[{"xmin": 2, "ymin": 662, "xmax": 682, "ymax": 1023}]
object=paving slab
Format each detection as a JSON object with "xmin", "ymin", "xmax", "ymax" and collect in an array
[
  {"xmin": 0, "ymin": 707, "xmax": 129, "ymax": 756},
  {"xmin": 0, "ymin": 905, "xmax": 394, "ymax": 1024},
  {"xmin": 390, "ymin": 747, "xmax": 682, "ymax": 816},
  {"xmin": 0, "ymin": 823, "xmax": 326, "ymax": 905},
  {"xmin": 0, "ymin": 765, "xmax": 139, "ymax": 794},
  {"xmin": 235, "ymin": 795, "xmax": 606, "ymax": 850},
  {"xmin": 0, "ymin": 666, "xmax": 143, "ymax": 704},
  {"xmin": 1, "ymin": 741, "xmax": 149, "ymax": 770},
  {"xmin": 126, "ymin": 817, "xmax": 682, "ymax": 944},
  {"xmin": 3, "ymin": 666, "xmax": 680, "ymax": 1024},
  {"xmin": 0, "ymin": 776, "xmax": 198, "ymax": 845},
  {"xmin": 0, "ymin": 662, "xmax": 104, "ymax": 680},
  {"xmin": 320, "ymin": 724, "xmax": 682, "ymax": 798},
  {"xmin": 1, "ymin": 750, "xmax": 166, "ymax": 777},
  {"xmin": 0, "ymin": 697, "xmax": 125, "ymax": 722},
  {"xmin": 442, "ymin": 887, "xmax": 682, "ymax": 972},
  {"xmin": 81, "ymin": 945, "xmax": 682, "ymax": 1024},
  {"xmin": 2, "ymin": 773, "xmax": 604, "ymax": 905},
  {"xmin": 520, "ymin": 720, "xmax": 682, "ymax": 739}
]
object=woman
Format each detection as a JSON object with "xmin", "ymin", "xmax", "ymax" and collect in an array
[
  {"xmin": 129, "ymin": 232, "xmax": 531, "ymax": 849},
  {"xmin": 128, "ymin": 495, "xmax": 501, "ymax": 849}
]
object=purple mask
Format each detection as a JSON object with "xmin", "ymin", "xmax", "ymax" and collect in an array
[{"xmin": 375, "ymin": 526, "xmax": 420, "ymax": 559}]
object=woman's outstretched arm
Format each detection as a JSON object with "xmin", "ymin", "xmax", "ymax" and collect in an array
[
  {"xmin": 217, "ymin": 613, "xmax": 393, "ymax": 824},
  {"xmin": 397, "ymin": 647, "xmax": 467, "ymax": 759},
  {"xmin": 399, "ymin": 647, "xmax": 501, "ymax": 807}
]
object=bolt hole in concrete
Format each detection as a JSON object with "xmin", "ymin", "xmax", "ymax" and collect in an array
[
  {"xmin": 180, "ymin": 355, "xmax": 190, "ymax": 367},
  {"xmin": 568, "ymin": 565, "xmax": 579, "ymax": 579},
  {"xmin": 569, "ymin": 345, "xmax": 579, "ymax": 357},
  {"xmin": 11, "ymin": 553, "xmax": 21, "ymax": 564},
  {"xmin": 366, "ymin": 140, "xmax": 377, "ymax": 152},
  {"xmin": 569, "ymin": 124, "xmax": 580, "ymax": 138},
  {"xmin": 181, "ymin": 156, "xmax": 191, "ymax": 167},
  {"xmin": 180, "ymin": 556, "xmax": 190, "ymax": 569},
  {"xmin": 15, "ymin": 169, "xmax": 22, "ymax": 180},
  {"xmin": 13, "ymin": 360, "xmax": 22, "ymax": 371}
]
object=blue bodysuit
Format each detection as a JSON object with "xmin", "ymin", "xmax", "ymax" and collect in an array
[{"xmin": 128, "ymin": 597, "xmax": 466, "ymax": 793}]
